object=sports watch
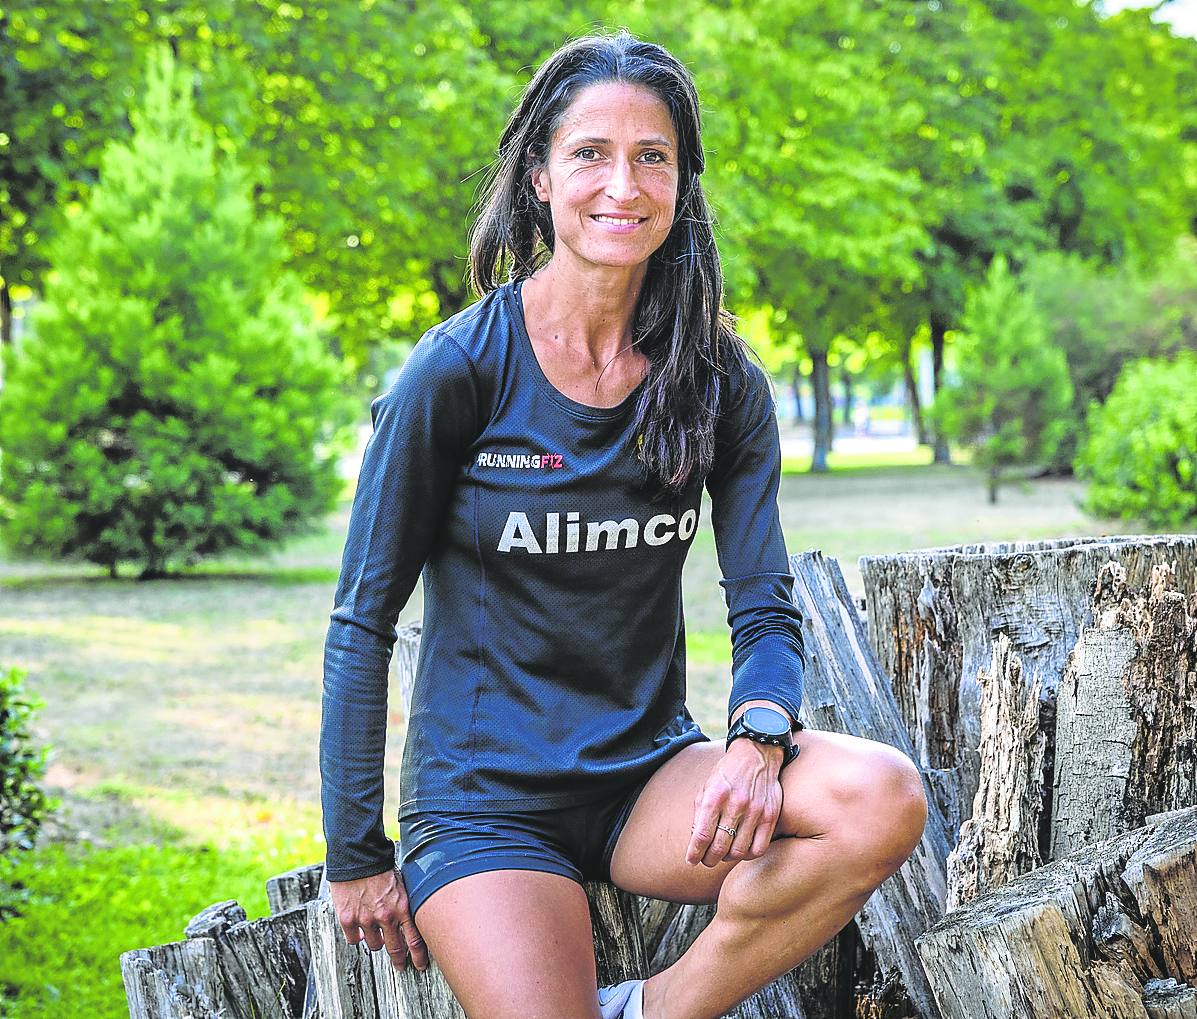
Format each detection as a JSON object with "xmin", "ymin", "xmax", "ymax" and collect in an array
[{"xmin": 725, "ymin": 706, "xmax": 801, "ymax": 771}]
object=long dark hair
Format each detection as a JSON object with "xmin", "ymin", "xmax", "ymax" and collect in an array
[{"xmin": 467, "ymin": 28, "xmax": 763, "ymax": 501}]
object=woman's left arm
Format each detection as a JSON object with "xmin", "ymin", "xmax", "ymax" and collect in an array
[{"xmin": 688, "ymin": 361, "xmax": 807, "ymax": 868}]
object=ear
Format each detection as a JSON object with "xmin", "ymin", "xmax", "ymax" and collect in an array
[
  {"xmin": 527, "ymin": 144, "xmax": 550, "ymax": 203},
  {"xmin": 529, "ymin": 165, "xmax": 549, "ymax": 204}
]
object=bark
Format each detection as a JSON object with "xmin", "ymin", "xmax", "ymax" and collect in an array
[
  {"xmin": 929, "ymin": 317, "xmax": 951, "ymax": 465},
  {"xmin": 121, "ymin": 899, "xmax": 313, "ymax": 1019},
  {"xmin": 810, "ymin": 345, "xmax": 832, "ymax": 472},
  {"xmin": 916, "ymin": 806, "xmax": 1197, "ymax": 1019},
  {"xmin": 792, "ymin": 363, "xmax": 806, "ymax": 424},
  {"xmin": 946, "ymin": 632, "xmax": 1047, "ymax": 910},
  {"xmin": 1050, "ymin": 560, "xmax": 1197, "ymax": 860},
  {"xmin": 788, "ymin": 550, "xmax": 953, "ymax": 1019},
  {"xmin": 858, "ymin": 535, "xmax": 1197, "ymax": 841},
  {"xmin": 902, "ymin": 335, "xmax": 928, "ymax": 446}
]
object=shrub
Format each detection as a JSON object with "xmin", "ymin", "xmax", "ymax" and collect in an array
[
  {"xmin": 0, "ymin": 45, "xmax": 356, "ymax": 579},
  {"xmin": 1075, "ymin": 352, "xmax": 1197, "ymax": 528},
  {"xmin": 932, "ymin": 254, "xmax": 1074, "ymax": 503},
  {"xmin": 0, "ymin": 666, "xmax": 57, "ymax": 878}
]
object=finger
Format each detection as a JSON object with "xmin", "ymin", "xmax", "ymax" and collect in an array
[
  {"xmin": 726, "ymin": 816, "xmax": 757, "ymax": 862},
  {"xmin": 702, "ymin": 818, "xmax": 737, "ymax": 867},
  {"xmin": 400, "ymin": 914, "xmax": 430, "ymax": 971},
  {"xmin": 687, "ymin": 796, "xmax": 720, "ymax": 865},
  {"xmin": 749, "ymin": 813, "xmax": 773, "ymax": 858},
  {"xmin": 359, "ymin": 922, "xmax": 385, "ymax": 952},
  {"xmin": 380, "ymin": 918, "xmax": 409, "ymax": 970}
]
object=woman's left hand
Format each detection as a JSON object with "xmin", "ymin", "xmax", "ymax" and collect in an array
[{"xmin": 687, "ymin": 738, "xmax": 785, "ymax": 867}]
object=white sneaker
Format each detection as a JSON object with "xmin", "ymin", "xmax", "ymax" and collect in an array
[{"xmin": 597, "ymin": 978, "xmax": 645, "ymax": 1019}]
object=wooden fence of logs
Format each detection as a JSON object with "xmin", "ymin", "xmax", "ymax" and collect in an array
[{"xmin": 121, "ymin": 533, "xmax": 1197, "ymax": 1019}]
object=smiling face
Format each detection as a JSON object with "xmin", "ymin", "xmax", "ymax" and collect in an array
[{"xmin": 530, "ymin": 81, "xmax": 680, "ymax": 275}]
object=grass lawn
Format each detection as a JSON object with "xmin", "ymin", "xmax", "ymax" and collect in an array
[{"xmin": 0, "ymin": 453, "xmax": 1141, "ymax": 1016}]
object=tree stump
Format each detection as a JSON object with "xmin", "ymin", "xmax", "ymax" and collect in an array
[
  {"xmin": 915, "ymin": 805, "xmax": 1197, "ymax": 1019},
  {"xmin": 944, "ymin": 555, "xmax": 1197, "ymax": 909},
  {"xmin": 121, "ymin": 898, "xmax": 314, "ymax": 1019},
  {"xmin": 1051, "ymin": 560, "xmax": 1197, "ymax": 859},
  {"xmin": 787, "ymin": 549, "xmax": 954, "ymax": 1019},
  {"xmin": 859, "ymin": 535, "xmax": 1197, "ymax": 840}
]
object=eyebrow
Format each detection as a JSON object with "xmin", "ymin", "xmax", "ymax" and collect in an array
[{"xmin": 566, "ymin": 135, "xmax": 674, "ymax": 149}]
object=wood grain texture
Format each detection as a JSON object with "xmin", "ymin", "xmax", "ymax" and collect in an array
[
  {"xmin": 916, "ymin": 806, "xmax": 1197, "ymax": 1019},
  {"xmin": 789, "ymin": 549, "xmax": 952, "ymax": 1019},
  {"xmin": 860, "ymin": 535, "xmax": 1197, "ymax": 842},
  {"xmin": 1052, "ymin": 560, "xmax": 1197, "ymax": 860}
]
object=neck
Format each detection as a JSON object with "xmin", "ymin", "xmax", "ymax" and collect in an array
[{"xmin": 523, "ymin": 258, "xmax": 648, "ymax": 366}]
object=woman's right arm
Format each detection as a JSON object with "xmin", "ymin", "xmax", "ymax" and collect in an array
[{"xmin": 320, "ymin": 327, "xmax": 480, "ymax": 965}]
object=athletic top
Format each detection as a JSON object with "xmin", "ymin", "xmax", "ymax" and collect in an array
[{"xmin": 319, "ymin": 278, "xmax": 807, "ymax": 882}]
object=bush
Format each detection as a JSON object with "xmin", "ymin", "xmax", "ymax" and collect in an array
[
  {"xmin": 1075, "ymin": 352, "xmax": 1197, "ymax": 528},
  {"xmin": 0, "ymin": 45, "xmax": 356, "ymax": 579},
  {"xmin": 1021, "ymin": 238, "xmax": 1197, "ymax": 474},
  {"xmin": 932, "ymin": 254, "xmax": 1074, "ymax": 503},
  {"xmin": 0, "ymin": 666, "xmax": 57, "ymax": 891}
]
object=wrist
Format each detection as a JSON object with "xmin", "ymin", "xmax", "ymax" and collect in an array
[{"xmin": 726, "ymin": 734, "xmax": 785, "ymax": 766}]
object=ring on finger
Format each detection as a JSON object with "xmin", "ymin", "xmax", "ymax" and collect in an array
[{"xmin": 716, "ymin": 822, "xmax": 737, "ymax": 838}]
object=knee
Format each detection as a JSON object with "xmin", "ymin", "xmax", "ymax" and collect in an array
[{"xmin": 839, "ymin": 748, "xmax": 927, "ymax": 887}]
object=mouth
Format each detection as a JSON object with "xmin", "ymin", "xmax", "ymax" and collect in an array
[{"xmin": 590, "ymin": 214, "xmax": 647, "ymax": 231}]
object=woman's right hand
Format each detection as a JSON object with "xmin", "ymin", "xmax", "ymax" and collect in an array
[{"xmin": 329, "ymin": 867, "xmax": 429, "ymax": 972}]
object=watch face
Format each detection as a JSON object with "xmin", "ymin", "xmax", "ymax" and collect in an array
[{"xmin": 743, "ymin": 706, "xmax": 790, "ymax": 737}]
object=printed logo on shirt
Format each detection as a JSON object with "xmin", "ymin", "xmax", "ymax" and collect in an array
[
  {"xmin": 497, "ymin": 507, "xmax": 699, "ymax": 554},
  {"xmin": 476, "ymin": 450, "xmax": 565, "ymax": 470}
]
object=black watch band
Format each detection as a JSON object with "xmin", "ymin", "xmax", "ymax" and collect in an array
[{"xmin": 725, "ymin": 706, "xmax": 801, "ymax": 771}]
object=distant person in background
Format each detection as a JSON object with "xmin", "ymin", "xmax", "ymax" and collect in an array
[{"xmin": 318, "ymin": 28, "xmax": 927, "ymax": 1019}]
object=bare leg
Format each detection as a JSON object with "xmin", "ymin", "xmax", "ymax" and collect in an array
[
  {"xmin": 413, "ymin": 868, "xmax": 605, "ymax": 1019},
  {"xmin": 609, "ymin": 734, "xmax": 928, "ymax": 1019}
]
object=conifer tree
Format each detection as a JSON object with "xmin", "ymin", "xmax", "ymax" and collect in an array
[
  {"xmin": 931, "ymin": 254, "xmax": 1074, "ymax": 504},
  {"xmin": 0, "ymin": 45, "xmax": 356, "ymax": 578}
]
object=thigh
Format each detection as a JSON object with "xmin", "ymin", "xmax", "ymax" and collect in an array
[
  {"xmin": 607, "ymin": 728, "xmax": 899, "ymax": 903},
  {"xmin": 414, "ymin": 868, "xmax": 602, "ymax": 1019}
]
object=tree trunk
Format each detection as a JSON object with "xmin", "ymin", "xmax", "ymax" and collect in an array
[
  {"xmin": 1050, "ymin": 559, "xmax": 1197, "ymax": 860},
  {"xmin": 791, "ymin": 363, "xmax": 806, "ymax": 424},
  {"xmin": 902, "ymin": 335, "xmax": 928, "ymax": 446},
  {"xmin": 122, "ymin": 899, "xmax": 314, "ymax": 1019},
  {"xmin": 788, "ymin": 549, "xmax": 952, "ymax": 1019},
  {"xmin": 810, "ymin": 345, "xmax": 832, "ymax": 473},
  {"xmin": 858, "ymin": 535, "xmax": 1197, "ymax": 841},
  {"xmin": 916, "ymin": 806, "xmax": 1197, "ymax": 1019},
  {"xmin": 1, "ymin": 278, "xmax": 11, "ymax": 348},
  {"xmin": 841, "ymin": 369, "xmax": 853, "ymax": 427},
  {"xmin": 930, "ymin": 317, "xmax": 951, "ymax": 465}
]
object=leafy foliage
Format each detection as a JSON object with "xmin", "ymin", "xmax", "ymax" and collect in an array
[
  {"xmin": 931, "ymin": 254, "xmax": 1073, "ymax": 501},
  {"xmin": 0, "ymin": 666, "xmax": 55, "ymax": 878},
  {"xmin": 0, "ymin": 45, "xmax": 356, "ymax": 577},
  {"xmin": 1075, "ymin": 351, "xmax": 1197, "ymax": 528}
]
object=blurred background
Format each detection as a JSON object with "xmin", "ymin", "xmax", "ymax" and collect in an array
[{"xmin": 1, "ymin": 2, "xmax": 1195, "ymax": 1013}]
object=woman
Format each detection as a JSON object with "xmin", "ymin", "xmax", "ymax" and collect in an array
[{"xmin": 319, "ymin": 28, "xmax": 928, "ymax": 1019}]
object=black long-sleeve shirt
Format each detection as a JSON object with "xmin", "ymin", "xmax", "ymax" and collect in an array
[{"xmin": 319, "ymin": 279, "xmax": 807, "ymax": 882}]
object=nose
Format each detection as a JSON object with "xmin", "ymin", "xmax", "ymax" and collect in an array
[{"xmin": 604, "ymin": 155, "xmax": 641, "ymax": 203}]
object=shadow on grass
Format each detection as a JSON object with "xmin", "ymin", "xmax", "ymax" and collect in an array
[{"xmin": 1, "ymin": 565, "xmax": 340, "ymax": 591}]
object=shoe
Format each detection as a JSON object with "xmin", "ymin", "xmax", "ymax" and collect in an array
[{"xmin": 597, "ymin": 978, "xmax": 645, "ymax": 1019}]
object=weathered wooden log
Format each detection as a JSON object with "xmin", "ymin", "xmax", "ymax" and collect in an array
[
  {"xmin": 946, "ymin": 632, "xmax": 1047, "ymax": 909},
  {"xmin": 1051, "ymin": 560, "xmax": 1197, "ymax": 859},
  {"xmin": 915, "ymin": 805, "xmax": 1197, "ymax": 1019},
  {"xmin": 859, "ymin": 535, "xmax": 1197, "ymax": 840},
  {"xmin": 303, "ymin": 873, "xmax": 647, "ymax": 1017},
  {"xmin": 268, "ymin": 861, "xmax": 325, "ymax": 914},
  {"xmin": 122, "ymin": 898, "xmax": 313, "ymax": 1019},
  {"xmin": 789, "ymin": 549, "xmax": 952, "ymax": 1019}
]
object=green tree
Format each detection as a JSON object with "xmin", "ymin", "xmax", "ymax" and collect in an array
[
  {"xmin": 1076, "ymin": 351, "xmax": 1197, "ymax": 529},
  {"xmin": 0, "ymin": 44, "xmax": 355, "ymax": 579},
  {"xmin": 932, "ymin": 254, "xmax": 1073, "ymax": 503}
]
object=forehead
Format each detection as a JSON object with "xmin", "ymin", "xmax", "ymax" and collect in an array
[{"xmin": 555, "ymin": 82, "xmax": 676, "ymax": 144}]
